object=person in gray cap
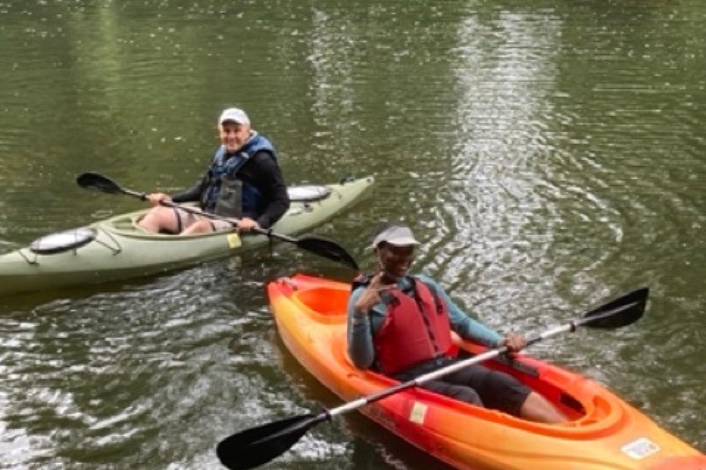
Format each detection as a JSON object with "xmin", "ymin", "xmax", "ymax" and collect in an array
[
  {"xmin": 138, "ymin": 107, "xmax": 290, "ymax": 234},
  {"xmin": 347, "ymin": 220, "xmax": 567, "ymax": 424}
]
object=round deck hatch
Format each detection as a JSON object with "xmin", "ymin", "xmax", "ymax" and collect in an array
[
  {"xmin": 29, "ymin": 227, "xmax": 97, "ymax": 255},
  {"xmin": 287, "ymin": 185, "xmax": 331, "ymax": 202}
]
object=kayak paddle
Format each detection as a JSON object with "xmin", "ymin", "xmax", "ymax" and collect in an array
[
  {"xmin": 76, "ymin": 172, "xmax": 360, "ymax": 270},
  {"xmin": 215, "ymin": 287, "xmax": 649, "ymax": 470}
]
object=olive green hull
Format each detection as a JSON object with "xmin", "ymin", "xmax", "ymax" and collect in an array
[{"xmin": 0, "ymin": 176, "xmax": 374, "ymax": 297}]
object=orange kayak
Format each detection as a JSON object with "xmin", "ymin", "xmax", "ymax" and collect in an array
[{"xmin": 266, "ymin": 274, "xmax": 706, "ymax": 470}]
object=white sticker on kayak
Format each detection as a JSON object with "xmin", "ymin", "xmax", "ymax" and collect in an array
[
  {"xmin": 409, "ymin": 402, "xmax": 428, "ymax": 424},
  {"xmin": 227, "ymin": 233, "xmax": 241, "ymax": 249},
  {"xmin": 621, "ymin": 438, "xmax": 660, "ymax": 460}
]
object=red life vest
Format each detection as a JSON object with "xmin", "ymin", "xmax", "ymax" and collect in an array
[{"xmin": 373, "ymin": 278, "xmax": 455, "ymax": 375}]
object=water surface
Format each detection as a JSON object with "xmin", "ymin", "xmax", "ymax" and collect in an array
[{"xmin": 0, "ymin": 1, "xmax": 704, "ymax": 468}]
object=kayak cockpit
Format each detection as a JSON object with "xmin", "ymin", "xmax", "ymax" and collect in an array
[{"xmin": 101, "ymin": 183, "xmax": 337, "ymax": 237}]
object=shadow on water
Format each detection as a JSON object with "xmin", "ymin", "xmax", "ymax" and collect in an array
[{"xmin": 0, "ymin": 275, "xmax": 169, "ymax": 312}]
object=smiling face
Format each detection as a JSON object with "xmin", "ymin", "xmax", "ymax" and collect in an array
[
  {"xmin": 376, "ymin": 242, "xmax": 416, "ymax": 282},
  {"xmin": 219, "ymin": 121, "xmax": 251, "ymax": 153}
]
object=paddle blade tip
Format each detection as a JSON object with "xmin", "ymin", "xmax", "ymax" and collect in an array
[
  {"xmin": 583, "ymin": 286, "xmax": 649, "ymax": 329},
  {"xmin": 215, "ymin": 414, "xmax": 321, "ymax": 470},
  {"xmin": 297, "ymin": 237, "xmax": 359, "ymax": 271},
  {"xmin": 75, "ymin": 172, "xmax": 126, "ymax": 195},
  {"xmin": 216, "ymin": 433, "xmax": 282, "ymax": 470},
  {"xmin": 76, "ymin": 172, "xmax": 97, "ymax": 188}
]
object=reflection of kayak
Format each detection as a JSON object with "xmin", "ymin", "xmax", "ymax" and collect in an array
[
  {"xmin": 0, "ymin": 177, "xmax": 374, "ymax": 297},
  {"xmin": 267, "ymin": 274, "xmax": 706, "ymax": 470}
]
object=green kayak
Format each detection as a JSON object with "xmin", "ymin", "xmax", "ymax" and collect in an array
[{"xmin": 0, "ymin": 176, "xmax": 374, "ymax": 297}]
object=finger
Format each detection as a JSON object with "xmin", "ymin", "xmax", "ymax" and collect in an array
[{"xmin": 368, "ymin": 273, "xmax": 383, "ymax": 287}]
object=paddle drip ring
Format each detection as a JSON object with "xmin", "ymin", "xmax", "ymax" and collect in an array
[{"xmin": 29, "ymin": 227, "xmax": 97, "ymax": 255}]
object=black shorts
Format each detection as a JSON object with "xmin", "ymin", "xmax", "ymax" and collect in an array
[{"xmin": 396, "ymin": 360, "xmax": 531, "ymax": 417}]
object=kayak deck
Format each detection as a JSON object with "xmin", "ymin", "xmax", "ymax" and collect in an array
[
  {"xmin": 267, "ymin": 274, "xmax": 706, "ymax": 470},
  {"xmin": 0, "ymin": 176, "xmax": 374, "ymax": 297}
]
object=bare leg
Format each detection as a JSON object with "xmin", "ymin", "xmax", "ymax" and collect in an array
[
  {"xmin": 519, "ymin": 392, "xmax": 568, "ymax": 424},
  {"xmin": 137, "ymin": 206, "xmax": 180, "ymax": 233},
  {"xmin": 181, "ymin": 220, "xmax": 213, "ymax": 235}
]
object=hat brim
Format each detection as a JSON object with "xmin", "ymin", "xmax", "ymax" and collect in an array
[
  {"xmin": 372, "ymin": 237, "xmax": 419, "ymax": 248},
  {"xmin": 386, "ymin": 237, "xmax": 419, "ymax": 246}
]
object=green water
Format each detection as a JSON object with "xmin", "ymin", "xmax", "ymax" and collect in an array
[{"xmin": 0, "ymin": 1, "xmax": 704, "ymax": 468}]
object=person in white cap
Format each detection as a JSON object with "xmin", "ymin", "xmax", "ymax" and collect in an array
[
  {"xmin": 138, "ymin": 107, "xmax": 290, "ymax": 234},
  {"xmin": 347, "ymin": 220, "xmax": 568, "ymax": 424}
]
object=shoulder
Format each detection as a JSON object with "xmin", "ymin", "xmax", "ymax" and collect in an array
[
  {"xmin": 249, "ymin": 151, "xmax": 280, "ymax": 173},
  {"xmin": 211, "ymin": 145, "xmax": 226, "ymax": 159},
  {"xmin": 352, "ymin": 274, "xmax": 371, "ymax": 289},
  {"xmin": 414, "ymin": 274, "xmax": 444, "ymax": 294},
  {"xmin": 348, "ymin": 285, "xmax": 365, "ymax": 305},
  {"xmin": 252, "ymin": 148, "xmax": 277, "ymax": 161},
  {"xmin": 249, "ymin": 133, "xmax": 277, "ymax": 152}
]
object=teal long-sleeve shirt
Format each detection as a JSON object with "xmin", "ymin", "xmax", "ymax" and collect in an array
[{"xmin": 346, "ymin": 274, "xmax": 503, "ymax": 370}]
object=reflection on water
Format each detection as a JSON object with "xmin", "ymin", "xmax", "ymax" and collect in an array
[{"xmin": 0, "ymin": 1, "xmax": 705, "ymax": 469}]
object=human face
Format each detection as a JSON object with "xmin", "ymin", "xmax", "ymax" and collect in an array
[
  {"xmin": 219, "ymin": 121, "xmax": 251, "ymax": 153},
  {"xmin": 377, "ymin": 243, "xmax": 416, "ymax": 282}
]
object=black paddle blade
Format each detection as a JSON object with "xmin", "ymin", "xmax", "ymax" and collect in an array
[
  {"xmin": 76, "ymin": 172, "xmax": 123, "ymax": 194},
  {"xmin": 579, "ymin": 287, "xmax": 649, "ymax": 329},
  {"xmin": 216, "ymin": 413, "xmax": 325, "ymax": 470},
  {"xmin": 296, "ymin": 237, "xmax": 359, "ymax": 271}
]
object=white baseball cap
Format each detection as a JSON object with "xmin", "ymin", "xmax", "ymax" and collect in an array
[
  {"xmin": 371, "ymin": 223, "xmax": 420, "ymax": 248},
  {"xmin": 219, "ymin": 107, "xmax": 250, "ymax": 126}
]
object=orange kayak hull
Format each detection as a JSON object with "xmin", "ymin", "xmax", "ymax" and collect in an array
[{"xmin": 267, "ymin": 274, "xmax": 705, "ymax": 470}]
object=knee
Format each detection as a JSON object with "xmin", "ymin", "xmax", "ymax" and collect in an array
[
  {"xmin": 519, "ymin": 392, "xmax": 568, "ymax": 424},
  {"xmin": 137, "ymin": 206, "xmax": 177, "ymax": 233},
  {"xmin": 137, "ymin": 207, "xmax": 161, "ymax": 227},
  {"xmin": 143, "ymin": 206, "xmax": 169, "ymax": 220},
  {"xmin": 194, "ymin": 220, "xmax": 212, "ymax": 231},
  {"xmin": 184, "ymin": 220, "xmax": 212, "ymax": 234}
]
